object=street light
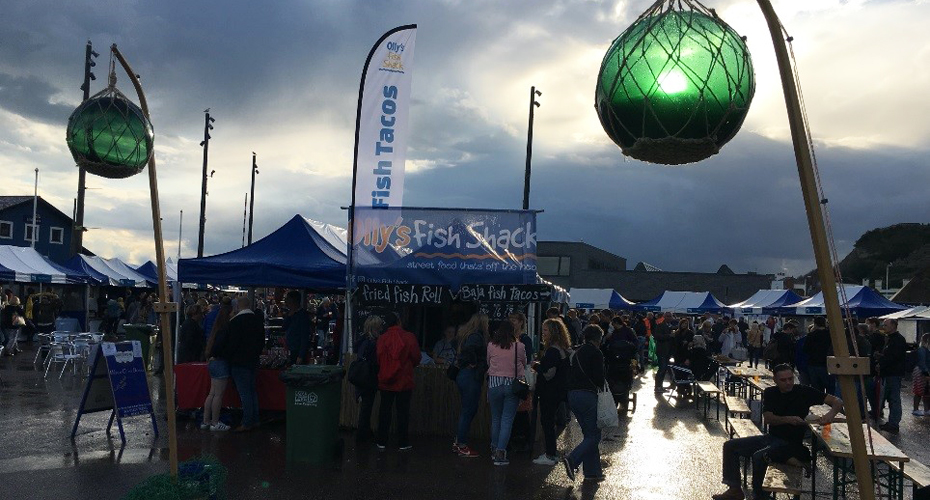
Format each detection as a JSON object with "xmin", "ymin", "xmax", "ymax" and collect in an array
[
  {"xmin": 72, "ymin": 40, "xmax": 99, "ymax": 257},
  {"xmin": 523, "ymin": 86, "xmax": 541, "ymax": 210},
  {"xmin": 247, "ymin": 152, "xmax": 259, "ymax": 245},
  {"xmin": 197, "ymin": 109, "xmax": 215, "ymax": 258}
]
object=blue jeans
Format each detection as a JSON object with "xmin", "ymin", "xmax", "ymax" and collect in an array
[
  {"xmin": 487, "ymin": 383, "xmax": 519, "ymax": 451},
  {"xmin": 722, "ymin": 434, "xmax": 805, "ymax": 495},
  {"xmin": 455, "ymin": 368, "xmax": 481, "ymax": 445},
  {"xmin": 230, "ymin": 366, "xmax": 259, "ymax": 428},
  {"xmin": 567, "ymin": 390, "xmax": 601, "ymax": 477},
  {"xmin": 808, "ymin": 365, "xmax": 834, "ymax": 394},
  {"xmin": 882, "ymin": 376, "xmax": 903, "ymax": 426}
]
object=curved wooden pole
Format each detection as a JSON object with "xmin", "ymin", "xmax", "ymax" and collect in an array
[
  {"xmin": 111, "ymin": 44, "xmax": 180, "ymax": 479},
  {"xmin": 754, "ymin": 2, "xmax": 875, "ymax": 499}
]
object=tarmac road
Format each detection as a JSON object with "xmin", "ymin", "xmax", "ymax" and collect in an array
[{"xmin": 1, "ymin": 343, "xmax": 927, "ymax": 500}]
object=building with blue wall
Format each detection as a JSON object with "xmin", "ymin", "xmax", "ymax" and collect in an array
[{"xmin": 0, "ymin": 196, "xmax": 77, "ymax": 263}]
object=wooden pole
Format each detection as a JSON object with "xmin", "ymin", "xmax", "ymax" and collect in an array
[
  {"xmin": 755, "ymin": 2, "xmax": 875, "ymax": 498},
  {"xmin": 110, "ymin": 44, "xmax": 180, "ymax": 478}
]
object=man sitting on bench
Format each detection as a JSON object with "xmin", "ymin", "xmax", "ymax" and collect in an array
[{"xmin": 713, "ymin": 363, "xmax": 843, "ymax": 500}]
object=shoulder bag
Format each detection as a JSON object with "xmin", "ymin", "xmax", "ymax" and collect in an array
[{"xmin": 511, "ymin": 343, "xmax": 530, "ymax": 399}]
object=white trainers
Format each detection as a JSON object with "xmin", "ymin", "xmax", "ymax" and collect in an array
[
  {"xmin": 211, "ymin": 422, "xmax": 231, "ymax": 431},
  {"xmin": 199, "ymin": 422, "xmax": 211, "ymax": 430},
  {"xmin": 533, "ymin": 454, "xmax": 558, "ymax": 466},
  {"xmin": 913, "ymin": 410, "xmax": 925, "ymax": 417}
]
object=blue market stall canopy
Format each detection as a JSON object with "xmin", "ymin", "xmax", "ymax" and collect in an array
[
  {"xmin": 780, "ymin": 285, "xmax": 907, "ymax": 317},
  {"xmin": 63, "ymin": 255, "xmax": 152, "ymax": 287},
  {"xmin": 634, "ymin": 291, "xmax": 727, "ymax": 314},
  {"xmin": 178, "ymin": 215, "xmax": 346, "ymax": 289},
  {"xmin": 729, "ymin": 289, "xmax": 804, "ymax": 316},
  {"xmin": 136, "ymin": 258, "xmax": 178, "ymax": 283},
  {"xmin": 0, "ymin": 245, "xmax": 74, "ymax": 284},
  {"xmin": 350, "ymin": 207, "xmax": 538, "ymax": 290}
]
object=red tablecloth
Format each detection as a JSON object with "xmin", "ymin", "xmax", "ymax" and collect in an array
[{"xmin": 175, "ymin": 363, "xmax": 286, "ymax": 411}]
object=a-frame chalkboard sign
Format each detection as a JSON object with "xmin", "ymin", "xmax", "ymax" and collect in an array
[{"xmin": 71, "ymin": 341, "xmax": 158, "ymax": 443}]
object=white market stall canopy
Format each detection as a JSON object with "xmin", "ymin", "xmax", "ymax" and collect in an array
[
  {"xmin": 568, "ymin": 288, "xmax": 634, "ymax": 310},
  {"xmin": 729, "ymin": 289, "xmax": 804, "ymax": 316},
  {"xmin": 0, "ymin": 245, "xmax": 72, "ymax": 284},
  {"xmin": 62, "ymin": 255, "xmax": 153, "ymax": 287},
  {"xmin": 634, "ymin": 291, "xmax": 727, "ymax": 314},
  {"xmin": 880, "ymin": 305, "xmax": 930, "ymax": 320}
]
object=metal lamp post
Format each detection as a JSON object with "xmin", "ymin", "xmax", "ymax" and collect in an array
[
  {"xmin": 247, "ymin": 152, "xmax": 259, "ymax": 245},
  {"xmin": 197, "ymin": 109, "xmax": 215, "ymax": 258},
  {"xmin": 523, "ymin": 86, "xmax": 541, "ymax": 210}
]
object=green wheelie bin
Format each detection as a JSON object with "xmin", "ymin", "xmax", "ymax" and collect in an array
[
  {"xmin": 122, "ymin": 323, "xmax": 154, "ymax": 371},
  {"xmin": 280, "ymin": 365, "xmax": 345, "ymax": 465}
]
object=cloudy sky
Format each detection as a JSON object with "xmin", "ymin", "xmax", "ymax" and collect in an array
[{"xmin": 1, "ymin": 0, "xmax": 927, "ymax": 275}]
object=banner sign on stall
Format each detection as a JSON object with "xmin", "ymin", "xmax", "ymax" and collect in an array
[
  {"xmin": 350, "ymin": 207, "xmax": 538, "ymax": 289},
  {"xmin": 352, "ymin": 25, "xmax": 417, "ymax": 210},
  {"xmin": 71, "ymin": 341, "xmax": 157, "ymax": 443},
  {"xmin": 356, "ymin": 282, "xmax": 551, "ymax": 306}
]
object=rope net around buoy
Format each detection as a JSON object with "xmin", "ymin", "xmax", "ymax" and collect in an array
[
  {"xmin": 596, "ymin": 0, "xmax": 755, "ymax": 165},
  {"xmin": 66, "ymin": 60, "xmax": 153, "ymax": 179}
]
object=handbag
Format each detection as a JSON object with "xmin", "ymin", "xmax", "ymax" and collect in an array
[
  {"xmin": 446, "ymin": 363, "xmax": 460, "ymax": 381},
  {"xmin": 596, "ymin": 384, "xmax": 620, "ymax": 429},
  {"xmin": 511, "ymin": 343, "xmax": 530, "ymax": 399},
  {"xmin": 347, "ymin": 356, "xmax": 374, "ymax": 388},
  {"xmin": 524, "ymin": 366, "xmax": 536, "ymax": 390},
  {"xmin": 762, "ymin": 342, "xmax": 779, "ymax": 362},
  {"xmin": 730, "ymin": 346, "xmax": 749, "ymax": 362}
]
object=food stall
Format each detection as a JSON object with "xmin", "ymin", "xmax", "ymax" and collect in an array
[{"xmin": 339, "ymin": 207, "xmax": 568, "ymax": 438}]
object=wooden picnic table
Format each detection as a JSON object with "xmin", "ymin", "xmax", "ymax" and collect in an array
[
  {"xmin": 807, "ymin": 404, "xmax": 846, "ymax": 423},
  {"xmin": 808, "ymin": 422, "xmax": 909, "ymax": 500},
  {"xmin": 726, "ymin": 365, "xmax": 773, "ymax": 379}
]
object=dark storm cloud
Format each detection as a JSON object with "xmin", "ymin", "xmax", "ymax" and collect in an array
[
  {"xmin": 400, "ymin": 126, "xmax": 930, "ymax": 275},
  {"xmin": 0, "ymin": 73, "xmax": 73, "ymax": 124},
  {"xmin": 0, "ymin": 0, "xmax": 926, "ymax": 271}
]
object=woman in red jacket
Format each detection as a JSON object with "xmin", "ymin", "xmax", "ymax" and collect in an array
[{"xmin": 376, "ymin": 312, "xmax": 420, "ymax": 450}]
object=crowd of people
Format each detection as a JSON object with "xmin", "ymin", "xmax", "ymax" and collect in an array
[
  {"xmin": 348, "ymin": 306, "xmax": 644, "ymax": 480},
  {"xmin": 171, "ymin": 290, "xmax": 344, "ymax": 432}
]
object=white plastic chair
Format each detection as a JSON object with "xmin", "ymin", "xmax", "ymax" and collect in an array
[
  {"xmin": 34, "ymin": 333, "xmax": 53, "ymax": 364},
  {"xmin": 43, "ymin": 333, "xmax": 77, "ymax": 379},
  {"xmin": 45, "ymin": 342, "xmax": 84, "ymax": 379}
]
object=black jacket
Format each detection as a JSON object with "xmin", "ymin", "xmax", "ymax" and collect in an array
[
  {"xmin": 224, "ymin": 310, "xmax": 265, "ymax": 368},
  {"xmin": 567, "ymin": 343, "xmax": 605, "ymax": 393},
  {"xmin": 878, "ymin": 331, "xmax": 907, "ymax": 377},
  {"xmin": 803, "ymin": 327, "xmax": 833, "ymax": 367},
  {"xmin": 653, "ymin": 320, "xmax": 674, "ymax": 359},
  {"xmin": 177, "ymin": 318, "xmax": 205, "ymax": 364}
]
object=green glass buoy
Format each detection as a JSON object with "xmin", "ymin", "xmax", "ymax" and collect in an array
[
  {"xmin": 595, "ymin": 5, "xmax": 755, "ymax": 165},
  {"xmin": 66, "ymin": 87, "xmax": 154, "ymax": 179}
]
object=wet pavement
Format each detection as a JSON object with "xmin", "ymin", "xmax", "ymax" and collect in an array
[{"xmin": 1, "ymin": 343, "xmax": 928, "ymax": 500}]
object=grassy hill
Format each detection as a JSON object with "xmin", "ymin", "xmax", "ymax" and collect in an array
[{"xmin": 834, "ymin": 223, "xmax": 930, "ymax": 286}]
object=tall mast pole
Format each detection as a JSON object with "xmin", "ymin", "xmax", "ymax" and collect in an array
[{"xmin": 756, "ymin": 2, "xmax": 875, "ymax": 498}]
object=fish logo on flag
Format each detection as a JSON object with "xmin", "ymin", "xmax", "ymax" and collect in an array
[{"xmin": 352, "ymin": 25, "xmax": 417, "ymax": 210}]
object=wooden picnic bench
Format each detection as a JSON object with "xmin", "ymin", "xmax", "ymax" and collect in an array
[
  {"xmin": 885, "ymin": 457, "xmax": 930, "ymax": 498},
  {"xmin": 696, "ymin": 381, "xmax": 722, "ymax": 420},
  {"xmin": 762, "ymin": 463, "xmax": 805, "ymax": 499},
  {"xmin": 724, "ymin": 395, "xmax": 752, "ymax": 435},
  {"xmin": 727, "ymin": 417, "xmax": 763, "ymax": 489},
  {"xmin": 809, "ymin": 422, "xmax": 910, "ymax": 500}
]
